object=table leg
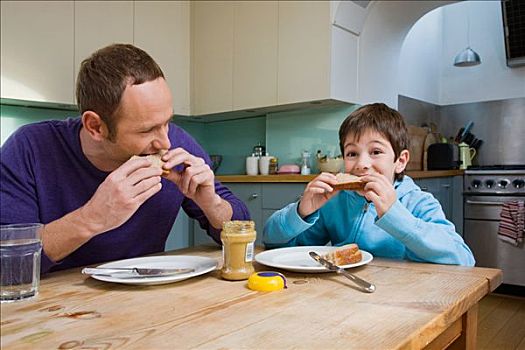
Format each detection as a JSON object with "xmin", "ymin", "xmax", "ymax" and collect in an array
[{"xmin": 449, "ymin": 303, "xmax": 479, "ymax": 350}]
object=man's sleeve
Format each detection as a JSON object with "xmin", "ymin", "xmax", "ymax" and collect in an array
[{"xmin": 0, "ymin": 129, "xmax": 58, "ymax": 272}]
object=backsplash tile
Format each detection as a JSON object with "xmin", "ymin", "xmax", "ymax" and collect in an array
[
  {"xmin": 266, "ymin": 104, "xmax": 358, "ymax": 172},
  {"xmin": 1, "ymin": 104, "xmax": 76, "ymax": 145}
]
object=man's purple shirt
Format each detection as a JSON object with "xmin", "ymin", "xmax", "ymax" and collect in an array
[{"xmin": 0, "ymin": 118, "xmax": 249, "ymax": 273}]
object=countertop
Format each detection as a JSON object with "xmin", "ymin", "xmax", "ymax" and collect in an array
[
  {"xmin": 1, "ymin": 245, "xmax": 501, "ymax": 349},
  {"xmin": 217, "ymin": 169, "xmax": 463, "ymax": 183}
]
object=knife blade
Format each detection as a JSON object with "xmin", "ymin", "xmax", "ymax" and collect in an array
[
  {"xmin": 81, "ymin": 267, "xmax": 195, "ymax": 278},
  {"xmin": 309, "ymin": 252, "xmax": 375, "ymax": 293}
]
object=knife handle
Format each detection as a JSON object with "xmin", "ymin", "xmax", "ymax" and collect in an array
[{"xmin": 337, "ymin": 269, "xmax": 376, "ymax": 293}]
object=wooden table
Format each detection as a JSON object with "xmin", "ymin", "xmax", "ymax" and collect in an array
[{"xmin": 1, "ymin": 246, "xmax": 501, "ymax": 350}]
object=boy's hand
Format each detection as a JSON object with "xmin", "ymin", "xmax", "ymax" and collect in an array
[
  {"xmin": 359, "ymin": 173, "xmax": 397, "ymax": 218},
  {"xmin": 298, "ymin": 173, "xmax": 339, "ymax": 218}
]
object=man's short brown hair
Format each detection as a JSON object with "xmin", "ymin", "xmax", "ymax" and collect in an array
[
  {"xmin": 76, "ymin": 43, "xmax": 165, "ymax": 140},
  {"xmin": 338, "ymin": 103, "xmax": 410, "ymax": 181}
]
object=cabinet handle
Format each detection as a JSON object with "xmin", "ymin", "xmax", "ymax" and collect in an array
[
  {"xmin": 465, "ymin": 200, "xmax": 501, "ymax": 206},
  {"xmin": 442, "ymin": 184, "xmax": 451, "ymax": 188},
  {"xmin": 421, "ymin": 187, "xmax": 429, "ymax": 191},
  {"xmin": 250, "ymin": 193, "xmax": 259, "ymax": 199}
]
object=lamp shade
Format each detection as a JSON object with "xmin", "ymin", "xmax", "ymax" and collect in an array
[{"xmin": 454, "ymin": 47, "xmax": 481, "ymax": 67}]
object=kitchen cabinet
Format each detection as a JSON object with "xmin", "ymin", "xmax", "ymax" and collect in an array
[
  {"xmin": 134, "ymin": 1, "xmax": 191, "ymax": 115},
  {"xmin": 277, "ymin": 1, "xmax": 331, "ymax": 104},
  {"xmin": 415, "ymin": 176, "xmax": 463, "ymax": 235},
  {"xmin": 0, "ymin": 1, "xmax": 75, "ymax": 104},
  {"xmin": 74, "ymin": 1, "xmax": 134, "ymax": 82},
  {"xmin": 2, "ymin": 1, "xmax": 190, "ymax": 114},
  {"xmin": 191, "ymin": 1, "xmax": 278, "ymax": 115},
  {"xmin": 192, "ymin": 183, "xmax": 305, "ymax": 247},
  {"xmin": 191, "ymin": 1, "xmax": 234, "ymax": 115},
  {"xmin": 191, "ymin": 1, "xmax": 356, "ymax": 115},
  {"xmin": 233, "ymin": 2, "xmax": 278, "ymax": 111}
]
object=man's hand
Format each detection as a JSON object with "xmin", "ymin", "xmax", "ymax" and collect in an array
[
  {"xmin": 359, "ymin": 173, "xmax": 397, "ymax": 218},
  {"xmin": 298, "ymin": 172, "xmax": 339, "ymax": 218},
  {"xmin": 80, "ymin": 157, "xmax": 163, "ymax": 234},
  {"xmin": 161, "ymin": 148, "xmax": 218, "ymax": 210}
]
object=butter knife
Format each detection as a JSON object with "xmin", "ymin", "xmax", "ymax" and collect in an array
[
  {"xmin": 309, "ymin": 252, "xmax": 376, "ymax": 293},
  {"xmin": 82, "ymin": 267, "xmax": 194, "ymax": 278}
]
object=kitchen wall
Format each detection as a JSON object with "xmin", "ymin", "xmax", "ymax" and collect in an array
[
  {"xmin": 177, "ymin": 103, "xmax": 358, "ymax": 175},
  {"xmin": 399, "ymin": 95, "xmax": 525, "ymax": 166},
  {"xmin": 399, "ymin": 1, "xmax": 525, "ymax": 105}
]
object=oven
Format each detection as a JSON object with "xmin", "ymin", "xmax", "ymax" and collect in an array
[{"xmin": 463, "ymin": 166, "xmax": 525, "ymax": 288}]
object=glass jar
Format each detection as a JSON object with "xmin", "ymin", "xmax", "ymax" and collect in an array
[
  {"xmin": 269, "ymin": 157, "xmax": 278, "ymax": 174},
  {"xmin": 220, "ymin": 221, "xmax": 256, "ymax": 281}
]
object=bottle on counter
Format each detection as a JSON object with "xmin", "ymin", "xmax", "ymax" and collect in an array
[
  {"xmin": 300, "ymin": 150, "xmax": 311, "ymax": 175},
  {"xmin": 269, "ymin": 157, "xmax": 278, "ymax": 174},
  {"xmin": 220, "ymin": 221, "xmax": 256, "ymax": 281}
]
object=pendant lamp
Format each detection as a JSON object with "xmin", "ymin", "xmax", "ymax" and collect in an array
[{"xmin": 454, "ymin": 4, "xmax": 481, "ymax": 67}]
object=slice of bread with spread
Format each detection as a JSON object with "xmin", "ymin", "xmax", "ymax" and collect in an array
[
  {"xmin": 130, "ymin": 152, "xmax": 170, "ymax": 175},
  {"xmin": 333, "ymin": 173, "xmax": 365, "ymax": 191},
  {"xmin": 323, "ymin": 244, "xmax": 362, "ymax": 265}
]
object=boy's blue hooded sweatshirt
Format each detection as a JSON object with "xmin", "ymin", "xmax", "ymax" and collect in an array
[{"xmin": 263, "ymin": 176, "xmax": 475, "ymax": 266}]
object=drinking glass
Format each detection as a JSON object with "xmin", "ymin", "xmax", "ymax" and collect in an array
[{"xmin": 0, "ymin": 223, "xmax": 43, "ymax": 302}]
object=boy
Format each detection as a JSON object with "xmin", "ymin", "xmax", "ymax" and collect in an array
[{"xmin": 263, "ymin": 103, "xmax": 474, "ymax": 266}]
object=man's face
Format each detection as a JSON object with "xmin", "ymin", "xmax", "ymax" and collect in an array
[
  {"xmin": 103, "ymin": 78, "xmax": 174, "ymax": 163},
  {"xmin": 343, "ymin": 129, "xmax": 404, "ymax": 183}
]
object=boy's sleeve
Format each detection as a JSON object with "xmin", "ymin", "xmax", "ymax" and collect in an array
[
  {"xmin": 263, "ymin": 202, "xmax": 330, "ymax": 248},
  {"xmin": 375, "ymin": 193, "xmax": 475, "ymax": 266}
]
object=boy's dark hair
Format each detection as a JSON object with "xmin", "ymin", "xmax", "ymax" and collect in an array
[
  {"xmin": 338, "ymin": 103, "xmax": 410, "ymax": 181},
  {"xmin": 76, "ymin": 43, "xmax": 165, "ymax": 140}
]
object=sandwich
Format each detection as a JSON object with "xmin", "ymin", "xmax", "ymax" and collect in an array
[
  {"xmin": 323, "ymin": 243, "xmax": 362, "ymax": 265},
  {"xmin": 130, "ymin": 152, "xmax": 170, "ymax": 176},
  {"xmin": 332, "ymin": 173, "xmax": 365, "ymax": 191}
]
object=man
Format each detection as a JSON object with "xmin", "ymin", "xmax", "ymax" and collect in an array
[{"xmin": 0, "ymin": 44, "xmax": 250, "ymax": 273}]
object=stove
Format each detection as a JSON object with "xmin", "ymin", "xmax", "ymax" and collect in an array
[
  {"xmin": 464, "ymin": 167, "xmax": 525, "ymax": 195},
  {"xmin": 463, "ymin": 164, "xmax": 524, "ymax": 289}
]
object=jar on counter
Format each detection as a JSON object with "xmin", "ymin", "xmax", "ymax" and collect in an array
[
  {"xmin": 220, "ymin": 221, "xmax": 256, "ymax": 281},
  {"xmin": 269, "ymin": 157, "xmax": 278, "ymax": 175}
]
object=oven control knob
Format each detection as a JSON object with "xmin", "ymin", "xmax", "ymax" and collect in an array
[
  {"xmin": 485, "ymin": 180, "xmax": 495, "ymax": 189},
  {"xmin": 513, "ymin": 179, "xmax": 525, "ymax": 189},
  {"xmin": 498, "ymin": 180, "xmax": 509, "ymax": 189},
  {"xmin": 471, "ymin": 180, "xmax": 482, "ymax": 189}
]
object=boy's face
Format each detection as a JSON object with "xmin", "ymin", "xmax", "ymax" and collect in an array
[{"xmin": 342, "ymin": 129, "xmax": 409, "ymax": 183}]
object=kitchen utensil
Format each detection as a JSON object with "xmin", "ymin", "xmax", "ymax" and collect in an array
[
  {"xmin": 81, "ymin": 267, "xmax": 195, "ymax": 277},
  {"xmin": 460, "ymin": 121, "xmax": 474, "ymax": 141},
  {"xmin": 253, "ymin": 143, "xmax": 265, "ymax": 158},
  {"xmin": 407, "ymin": 125, "xmax": 428, "ymax": 170},
  {"xmin": 471, "ymin": 138, "xmax": 483, "ymax": 150},
  {"xmin": 210, "ymin": 155, "xmax": 222, "ymax": 172},
  {"xmin": 317, "ymin": 156, "xmax": 343, "ymax": 173},
  {"xmin": 458, "ymin": 142, "xmax": 476, "ymax": 169},
  {"xmin": 309, "ymin": 252, "xmax": 375, "ymax": 293},
  {"xmin": 277, "ymin": 164, "xmax": 300, "ymax": 174}
]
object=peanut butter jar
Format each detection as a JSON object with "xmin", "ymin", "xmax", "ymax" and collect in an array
[{"xmin": 220, "ymin": 221, "xmax": 256, "ymax": 281}]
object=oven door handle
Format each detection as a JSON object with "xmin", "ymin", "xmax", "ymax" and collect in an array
[{"xmin": 465, "ymin": 200, "xmax": 502, "ymax": 206}]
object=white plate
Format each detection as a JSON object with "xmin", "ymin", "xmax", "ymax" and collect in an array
[
  {"xmin": 255, "ymin": 246, "xmax": 373, "ymax": 273},
  {"xmin": 88, "ymin": 256, "xmax": 218, "ymax": 285}
]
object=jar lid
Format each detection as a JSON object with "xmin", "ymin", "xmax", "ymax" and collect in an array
[{"xmin": 248, "ymin": 271, "xmax": 287, "ymax": 291}]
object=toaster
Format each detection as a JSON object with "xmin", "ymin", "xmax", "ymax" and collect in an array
[{"xmin": 427, "ymin": 143, "xmax": 460, "ymax": 170}]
